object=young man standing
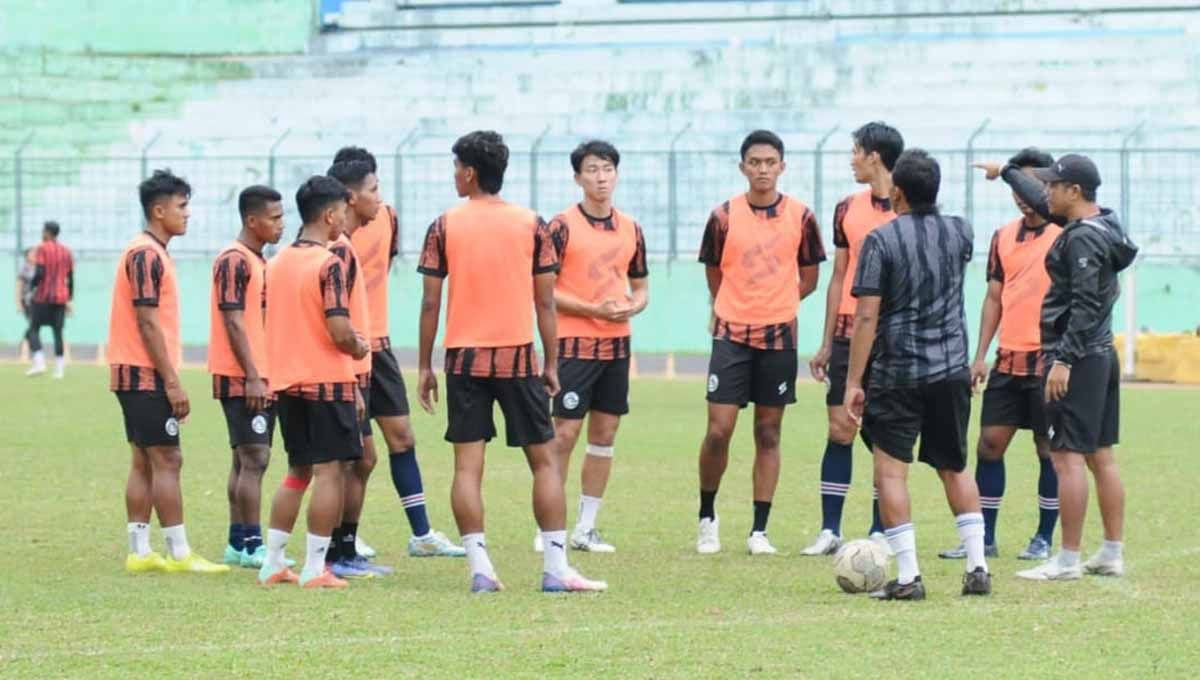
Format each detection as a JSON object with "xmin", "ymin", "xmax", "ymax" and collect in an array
[
  {"xmin": 844, "ymin": 150, "xmax": 991, "ymax": 600},
  {"xmin": 695, "ymin": 130, "xmax": 825, "ymax": 556},
  {"xmin": 803, "ymin": 122, "xmax": 902, "ymax": 556},
  {"xmin": 999, "ymin": 155, "xmax": 1137, "ymax": 582},
  {"xmin": 257, "ymin": 175, "xmax": 370, "ymax": 589},
  {"xmin": 938, "ymin": 149, "xmax": 1062, "ymax": 562},
  {"xmin": 333, "ymin": 146, "xmax": 464, "ymax": 559},
  {"xmin": 537, "ymin": 140, "xmax": 649, "ymax": 554},
  {"xmin": 212, "ymin": 186, "xmax": 286, "ymax": 569},
  {"xmin": 112, "ymin": 170, "xmax": 228, "ymax": 575},
  {"xmin": 25, "ymin": 220, "xmax": 74, "ymax": 378},
  {"xmin": 417, "ymin": 130, "xmax": 606, "ymax": 593}
]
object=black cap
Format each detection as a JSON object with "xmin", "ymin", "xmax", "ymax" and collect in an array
[{"xmin": 1033, "ymin": 153, "xmax": 1101, "ymax": 191}]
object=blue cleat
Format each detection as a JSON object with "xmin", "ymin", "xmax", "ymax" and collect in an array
[
  {"xmin": 329, "ymin": 558, "xmax": 376, "ymax": 580},
  {"xmin": 1017, "ymin": 535, "xmax": 1052, "ymax": 561},
  {"xmin": 347, "ymin": 554, "xmax": 393, "ymax": 576},
  {"xmin": 470, "ymin": 573, "xmax": 504, "ymax": 593}
]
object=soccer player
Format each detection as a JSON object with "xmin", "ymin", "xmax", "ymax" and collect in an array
[
  {"xmin": 843, "ymin": 149, "xmax": 991, "ymax": 600},
  {"xmin": 112, "ymin": 169, "xmax": 229, "ymax": 575},
  {"xmin": 535, "ymin": 140, "xmax": 649, "ymax": 554},
  {"xmin": 997, "ymin": 155, "xmax": 1137, "ymax": 581},
  {"xmin": 25, "ymin": 221, "xmax": 74, "ymax": 378},
  {"xmin": 211, "ymin": 186, "xmax": 285, "ymax": 569},
  {"xmin": 417, "ymin": 130, "xmax": 606, "ymax": 593},
  {"xmin": 803, "ymin": 122, "xmax": 902, "ymax": 556},
  {"xmin": 695, "ymin": 130, "xmax": 825, "ymax": 556},
  {"xmin": 333, "ymin": 146, "xmax": 464, "ymax": 559},
  {"xmin": 257, "ymin": 175, "xmax": 370, "ymax": 589},
  {"xmin": 938, "ymin": 148, "xmax": 1062, "ymax": 562}
]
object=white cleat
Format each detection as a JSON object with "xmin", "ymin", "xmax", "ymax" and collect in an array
[
  {"xmin": 1016, "ymin": 554, "xmax": 1084, "ymax": 581},
  {"xmin": 869, "ymin": 531, "xmax": 893, "ymax": 556},
  {"xmin": 800, "ymin": 529, "xmax": 843, "ymax": 556},
  {"xmin": 533, "ymin": 532, "xmax": 544, "ymax": 553},
  {"xmin": 355, "ymin": 536, "xmax": 377, "ymax": 559},
  {"xmin": 25, "ymin": 364, "xmax": 46, "ymax": 377},
  {"xmin": 696, "ymin": 517, "xmax": 721, "ymax": 554},
  {"xmin": 1083, "ymin": 552, "xmax": 1125, "ymax": 577},
  {"xmin": 570, "ymin": 527, "xmax": 615, "ymax": 553},
  {"xmin": 52, "ymin": 367, "xmax": 65, "ymax": 379},
  {"xmin": 746, "ymin": 531, "xmax": 778, "ymax": 556}
]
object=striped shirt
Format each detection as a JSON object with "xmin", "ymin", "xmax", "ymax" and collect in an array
[
  {"xmin": 32, "ymin": 240, "xmax": 74, "ymax": 305},
  {"xmin": 851, "ymin": 210, "xmax": 973, "ymax": 389}
]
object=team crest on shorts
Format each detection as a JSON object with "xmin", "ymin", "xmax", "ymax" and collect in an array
[
  {"xmin": 251, "ymin": 415, "xmax": 268, "ymax": 434},
  {"xmin": 707, "ymin": 374, "xmax": 719, "ymax": 393},
  {"xmin": 563, "ymin": 391, "xmax": 580, "ymax": 410},
  {"xmin": 777, "ymin": 382, "xmax": 788, "ymax": 395},
  {"xmin": 165, "ymin": 417, "xmax": 179, "ymax": 437}
]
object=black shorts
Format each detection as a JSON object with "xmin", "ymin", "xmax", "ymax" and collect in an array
[
  {"xmin": 1044, "ymin": 348, "xmax": 1120, "ymax": 454},
  {"xmin": 369, "ymin": 347, "xmax": 410, "ymax": 418},
  {"xmin": 29, "ymin": 302, "xmax": 66, "ymax": 329},
  {"xmin": 553, "ymin": 357, "xmax": 630, "ymax": 419},
  {"xmin": 276, "ymin": 394, "xmax": 362, "ymax": 467},
  {"xmin": 219, "ymin": 397, "xmax": 276, "ymax": 448},
  {"xmin": 706, "ymin": 339, "xmax": 797, "ymax": 408},
  {"xmin": 445, "ymin": 373, "xmax": 554, "ymax": 447},
  {"xmin": 825, "ymin": 339, "xmax": 851, "ymax": 407},
  {"xmin": 358, "ymin": 386, "xmax": 374, "ymax": 438},
  {"xmin": 980, "ymin": 371, "xmax": 1048, "ymax": 436},
  {"xmin": 862, "ymin": 374, "xmax": 971, "ymax": 471},
  {"xmin": 115, "ymin": 391, "xmax": 180, "ymax": 448}
]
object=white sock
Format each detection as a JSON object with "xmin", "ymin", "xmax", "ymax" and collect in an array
[
  {"xmin": 55, "ymin": 356, "xmax": 65, "ymax": 370},
  {"xmin": 1098, "ymin": 540, "xmax": 1123, "ymax": 560},
  {"xmin": 462, "ymin": 533, "xmax": 496, "ymax": 579},
  {"xmin": 885, "ymin": 523, "xmax": 919, "ymax": 585},
  {"xmin": 956, "ymin": 512, "xmax": 988, "ymax": 573},
  {"xmin": 127, "ymin": 522, "xmax": 151, "ymax": 556},
  {"xmin": 576, "ymin": 496, "xmax": 602, "ymax": 533},
  {"xmin": 31, "ymin": 351, "xmax": 45, "ymax": 367},
  {"xmin": 542, "ymin": 530, "xmax": 570, "ymax": 578},
  {"xmin": 266, "ymin": 529, "xmax": 290, "ymax": 570},
  {"xmin": 162, "ymin": 524, "xmax": 191, "ymax": 560},
  {"xmin": 303, "ymin": 533, "xmax": 331, "ymax": 577},
  {"xmin": 1058, "ymin": 548, "xmax": 1081, "ymax": 567}
]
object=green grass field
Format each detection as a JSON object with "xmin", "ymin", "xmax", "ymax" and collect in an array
[{"xmin": 2, "ymin": 364, "xmax": 1198, "ymax": 678}]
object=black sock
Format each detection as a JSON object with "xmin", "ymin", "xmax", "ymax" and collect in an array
[
  {"xmin": 340, "ymin": 522, "xmax": 359, "ymax": 560},
  {"xmin": 752, "ymin": 501, "xmax": 772, "ymax": 533},
  {"xmin": 327, "ymin": 527, "xmax": 343, "ymax": 563},
  {"xmin": 699, "ymin": 490, "xmax": 717, "ymax": 520}
]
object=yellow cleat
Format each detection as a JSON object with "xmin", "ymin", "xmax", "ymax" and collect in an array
[
  {"xmin": 126, "ymin": 552, "xmax": 168, "ymax": 574},
  {"xmin": 163, "ymin": 553, "xmax": 232, "ymax": 574}
]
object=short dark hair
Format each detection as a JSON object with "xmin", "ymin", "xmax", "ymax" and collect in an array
[
  {"xmin": 452, "ymin": 130, "xmax": 508, "ymax": 194},
  {"xmin": 1008, "ymin": 147, "xmax": 1055, "ymax": 169},
  {"xmin": 1080, "ymin": 186, "xmax": 1097, "ymax": 202},
  {"xmin": 43, "ymin": 220, "xmax": 60, "ymax": 237},
  {"xmin": 138, "ymin": 169, "xmax": 191, "ymax": 220},
  {"xmin": 326, "ymin": 160, "xmax": 374, "ymax": 191},
  {"xmin": 892, "ymin": 149, "xmax": 941, "ymax": 211},
  {"xmin": 852, "ymin": 122, "xmax": 905, "ymax": 171},
  {"xmin": 295, "ymin": 175, "xmax": 349, "ymax": 224},
  {"xmin": 740, "ymin": 130, "xmax": 784, "ymax": 160},
  {"xmin": 238, "ymin": 185, "xmax": 282, "ymax": 219},
  {"xmin": 333, "ymin": 146, "xmax": 377, "ymax": 174},
  {"xmin": 570, "ymin": 140, "xmax": 620, "ymax": 174}
]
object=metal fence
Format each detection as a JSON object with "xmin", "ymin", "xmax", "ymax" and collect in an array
[{"xmin": 4, "ymin": 129, "xmax": 1200, "ymax": 262}]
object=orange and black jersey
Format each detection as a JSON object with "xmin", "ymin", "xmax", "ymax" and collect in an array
[
  {"xmin": 210, "ymin": 245, "xmax": 269, "ymax": 399},
  {"xmin": 32, "ymin": 240, "xmax": 74, "ymax": 305},
  {"xmin": 986, "ymin": 218, "xmax": 1062, "ymax": 377},
  {"xmin": 109, "ymin": 233, "xmax": 176, "ymax": 392},
  {"xmin": 832, "ymin": 190, "xmax": 895, "ymax": 339}
]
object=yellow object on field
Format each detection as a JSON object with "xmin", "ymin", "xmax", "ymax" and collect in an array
[{"xmin": 1115, "ymin": 333, "xmax": 1200, "ymax": 384}]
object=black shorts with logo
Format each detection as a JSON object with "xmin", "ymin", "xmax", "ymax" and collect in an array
[
  {"xmin": 369, "ymin": 346, "xmax": 410, "ymax": 418},
  {"xmin": 862, "ymin": 373, "xmax": 971, "ymax": 472},
  {"xmin": 706, "ymin": 339, "xmax": 797, "ymax": 408},
  {"xmin": 824, "ymin": 338, "xmax": 851, "ymax": 407},
  {"xmin": 358, "ymin": 385, "xmax": 374, "ymax": 438},
  {"xmin": 219, "ymin": 397, "xmax": 276, "ymax": 448},
  {"xmin": 553, "ymin": 357, "xmax": 630, "ymax": 419},
  {"xmin": 116, "ymin": 390, "xmax": 180, "ymax": 448},
  {"xmin": 980, "ymin": 370, "xmax": 1048, "ymax": 436},
  {"xmin": 1044, "ymin": 348, "xmax": 1120, "ymax": 454},
  {"xmin": 445, "ymin": 373, "xmax": 554, "ymax": 447},
  {"xmin": 276, "ymin": 394, "xmax": 362, "ymax": 467}
]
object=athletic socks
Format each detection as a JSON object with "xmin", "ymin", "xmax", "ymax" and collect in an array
[
  {"xmin": 339, "ymin": 522, "xmax": 359, "ymax": 560},
  {"xmin": 885, "ymin": 523, "xmax": 919, "ymax": 585},
  {"xmin": 1097, "ymin": 540, "xmax": 1123, "ymax": 561},
  {"xmin": 242, "ymin": 524, "xmax": 263, "ymax": 554},
  {"xmin": 542, "ymin": 530, "xmax": 570, "ymax": 578},
  {"xmin": 699, "ymin": 490, "xmax": 717, "ymax": 521},
  {"xmin": 976, "ymin": 458, "xmax": 1005, "ymax": 546},
  {"xmin": 1058, "ymin": 548, "xmax": 1081, "ymax": 568},
  {"xmin": 228, "ymin": 523, "xmax": 245, "ymax": 551},
  {"xmin": 462, "ymin": 532, "xmax": 496, "ymax": 579},
  {"xmin": 1037, "ymin": 457, "xmax": 1059, "ymax": 541},
  {"xmin": 266, "ymin": 528, "xmax": 290, "ymax": 570},
  {"xmin": 869, "ymin": 487, "xmax": 883, "ymax": 535},
  {"xmin": 818, "ymin": 440, "xmax": 852, "ymax": 533},
  {"xmin": 956, "ymin": 512, "xmax": 989, "ymax": 573},
  {"xmin": 127, "ymin": 522, "xmax": 151, "ymax": 556},
  {"xmin": 752, "ymin": 500, "xmax": 772, "ymax": 533},
  {"xmin": 302, "ymin": 533, "xmax": 331, "ymax": 579},
  {"xmin": 327, "ymin": 527, "xmax": 344, "ymax": 563},
  {"xmin": 162, "ymin": 524, "xmax": 191, "ymax": 560},
  {"xmin": 577, "ymin": 496, "xmax": 602, "ymax": 533},
  {"xmin": 390, "ymin": 448, "xmax": 431, "ymax": 537}
]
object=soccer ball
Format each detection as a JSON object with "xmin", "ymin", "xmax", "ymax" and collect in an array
[{"xmin": 833, "ymin": 539, "xmax": 890, "ymax": 594}]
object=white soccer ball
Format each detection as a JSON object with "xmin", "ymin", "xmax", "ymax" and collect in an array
[{"xmin": 833, "ymin": 539, "xmax": 890, "ymax": 594}]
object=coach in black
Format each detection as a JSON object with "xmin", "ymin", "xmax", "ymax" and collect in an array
[
  {"xmin": 844, "ymin": 149, "xmax": 992, "ymax": 601},
  {"xmin": 999, "ymin": 154, "xmax": 1138, "ymax": 582}
]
